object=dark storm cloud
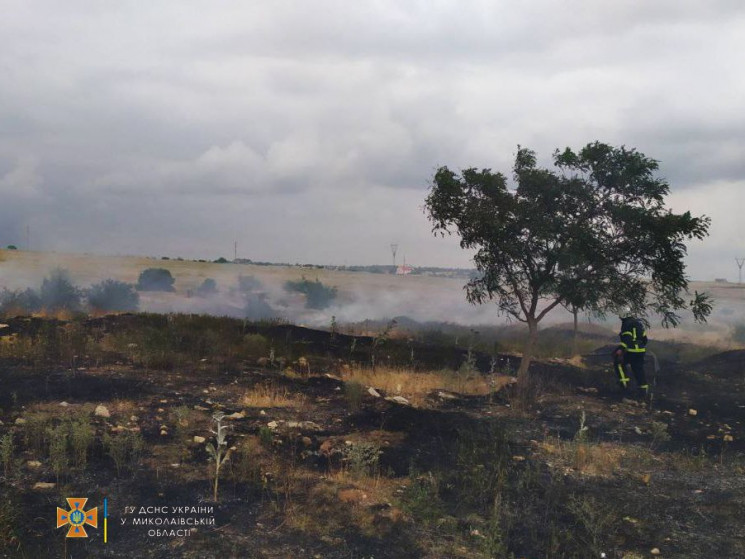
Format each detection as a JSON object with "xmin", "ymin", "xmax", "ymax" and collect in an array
[{"xmin": 0, "ymin": 1, "xmax": 744, "ymax": 279}]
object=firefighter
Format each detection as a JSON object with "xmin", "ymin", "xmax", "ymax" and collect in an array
[{"xmin": 613, "ymin": 308, "xmax": 649, "ymax": 397}]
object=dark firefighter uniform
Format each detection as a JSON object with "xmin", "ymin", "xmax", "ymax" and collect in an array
[{"xmin": 614, "ymin": 316, "xmax": 649, "ymax": 394}]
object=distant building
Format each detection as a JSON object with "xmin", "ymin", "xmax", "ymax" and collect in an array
[
  {"xmin": 714, "ymin": 278, "xmax": 728, "ymax": 283},
  {"xmin": 396, "ymin": 265, "xmax": 413, "ymax": 275}
]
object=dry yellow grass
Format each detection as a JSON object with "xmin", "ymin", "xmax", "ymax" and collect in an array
[
  {"xmin": 340, "ymin": 365, "xmax": 503, "ymax": 406},
  {"xmin": 538, "ymin": 439, "xmax": 626, "ymax": 477},
  {"xmin": 240, "ymin": 382, "xmax": 305, "ymax": 409}
]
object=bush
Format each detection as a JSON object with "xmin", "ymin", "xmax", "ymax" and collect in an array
[
  {"xmin": 136, "ymin": 268, "xmax": 175, "ymax": 292},
  {"xmin": 40, "ymin": 268, "xmax": 82, "ymax": 312},
  {"xmin": 732, "ymin": 323, "xmax": 745, "ymax": 344},
  {"xmin": 237, "ymin": 275, "xmax": 263, "ymax": 294},
  {"xmin": 244, "ymin": 294, "xmax": 276, "ymax": 321},
  {"xmin": 196, "ymin": 278, "xmax": 218, "ymax": 297},
  {"xmin": 87, "ymin": 279, "xmax": 139, "ymax": 312},
  {"xmin": 284, "ymin": 276, "xmax": 337, "ymax": 310},
  {"xmin": 0, "ymin": 288, "xmax": 41, "ymax": 316},
  {"xmin": 6, "ymin": 245, "xmax": 17, "ymax": 250}
]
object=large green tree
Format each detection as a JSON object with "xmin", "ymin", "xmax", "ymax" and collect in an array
[{"xmin": 425, "ymin": 142, "xmax": 711, "ymax": 380}]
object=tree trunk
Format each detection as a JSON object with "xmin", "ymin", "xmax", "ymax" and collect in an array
[
  {"xmin": 517, "ymin": 318, "xmax": 538, "ymax": 381},
  {"xmin": 572, "ymin": 307, "xmax": 579, "ymax": 357}
]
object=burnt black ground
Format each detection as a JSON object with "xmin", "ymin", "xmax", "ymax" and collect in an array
[{"xmin": 1, "ymin": 316, "xmax": 744, "ymax": 558}]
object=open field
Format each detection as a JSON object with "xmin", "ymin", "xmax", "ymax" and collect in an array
[
  {"xmin": 3, "ymin": 248, "xmax": 745, "ymax": 344},
  {"xmin": 0, "ymin": 313, "xmax": 744, "ymax": 558}
]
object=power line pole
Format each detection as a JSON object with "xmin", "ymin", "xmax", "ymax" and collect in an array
[
  {"xmin": 390, "ymin": 243, "xmax": 398, "ymax": 272},
  {"xmin": 737, "ymin": 257, "xmax": 745, "ymax": 284},
  {"xmin": 234, "ymin": 241, "xmax": 237, "ymax": 261}
]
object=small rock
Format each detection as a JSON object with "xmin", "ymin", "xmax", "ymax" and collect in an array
[
  {"xmin": 688, "ymin": 409, "xmax": 697, "ymax": 416},
  {"xmin": 225, "ymin": 412, "xmax": 245, "ymax": 420},
  {"xmin": 634, "ymin": 426, "xmax": 643, "ymax": 435},
  {"xmin": 724, "ymin": 434, "xmax": 734, "ymax": 442},
  {"xmin": 202, "ymin": 390, "xmax": 209, "ymax": 394},
  {"xmin": 160, "ymin": 429, "xmax": 168, "ymax": 436},
  {"xmin": 301, "ymin": 436, "xmax": 313, "ymax": 447},
  {"xmin": 26, "ymin": 460, "xmax": 42, "ymax": 468},
  {"xmin": 159, "ymin": 399, "xmax": 168, "ymax": 404},
  {"xmin": 512, "ymin": 455, "xmax": 526, "ymax": 462},
  {"xmin": 386, "ymin": 396, "xmax": 410, "ymax": 405},
  {"xmin": 267, "ymin": 421, "xmax": 279, "ymax": 430},
  {"xmin": 194, "ymin": 405, "xmax": 209, "ymax": 411},
  {"xmin": 157, "ymin": 408, "xmax": 165, "ymax": 413},
  {"xmin": 193, "ymin": 436, "xmax": 206, "ymax": 444},
  {"xmin": 437, "ymin": 391, "xmax": 457, "ymax": 400},
  {"xmin": 170, "ymin": 463, "xmax": 180, "ymax": 468},
  {"xmin": 14, "ymin": 417, "xmax": 26, "ymax": 425},
  {"xmin": 130, "ymin": 415, "xmax": 139, "ymax": 422},
  {"xmin": 33, "ymin": 482, "xmax": 56, "ymax": 490},
  {"xmin": 368, "ymin": 387, "xmax": 381, "ymax": 398},
  {"xmin": 259, "ymin": 410, "xmax": 267, "ymax": 416},
  {"xmin": 94, "ymin": 405, "xmax": 111, "ymax": 418},
  {"xmin": 59, "ymin": 401, "xmax": 70, "ymax": 407},
  {"xmin": 651, "ymin": 548, "xmax": 661, "ymax": 556}
]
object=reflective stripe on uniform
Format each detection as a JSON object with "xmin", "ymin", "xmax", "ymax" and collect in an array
[
  {"xmin": 617, "ymin": 363, "xmax": 630, "ymax": 385},
  {"xmin": 626, "ymin": 348, "xmax": 646, "ymax": 353}
]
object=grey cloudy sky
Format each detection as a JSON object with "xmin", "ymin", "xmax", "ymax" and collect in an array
[{"xmin": 1, "ymin": 1, "xmax": 743, "ymax": 279}]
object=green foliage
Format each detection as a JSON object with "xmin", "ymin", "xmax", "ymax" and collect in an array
[
  {"xmin": 69, "ymin": 415, "xmax": 94, "ymax": 469},
  {"xmin": 196, "ymin": 278, "xmax": 218, "ymax": 297},
  {"xmin": 257, "ymin": 426, "xmax": 274, "ymax": 447},
  {"xmin": 451, "ymin": 421, "xmax": 510, "ymax": 512},
  {"xmin": 87, "ymin": 279, "xmax": 139, "ymax": 312},
  {"xmin": 47, "ymin": 424, "xmax": 69, "ymax": 482},
  {"xmin": 23, "ymin": 414, "xmax": 51, "ymax": 457},
  {"xmin": 103, "ymin": 430, "xmax": 144, "ymax": 476},
  {"xmin": 136, "ymin": 268, "xmax": 175, "ymax": 292},
  {"xmin": 0, "ymin": 494, "xmax": 21, "ymax": 553},
  {"xmin": 343, "ymin": 442, "xmax": 382, "ymax": 478},
  {"xmin": 5, "ymin": 245, "xmax": 17, "ymax": 250},
  {"xmin": 0, "ymin": 433, "xmax": 14, "ymax": 477},
  {"xmin": 425, "ymin": 142, "xmax": 712, "ymax": 377},
  {"xmin": 40, "ymin": 268, "xmax": 81, "ymax": 312},
  {"xmin": 400, "ymin": 471, "xmax": 445, "ymax": 526},
  {"xmin": 284, "ymin": 276, "xmax": 337, "ymax": 310}
]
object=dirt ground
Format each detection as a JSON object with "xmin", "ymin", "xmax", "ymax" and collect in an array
[{"xmin": 0, "ymin": 315, "xmax": 744, "ymax": 558}]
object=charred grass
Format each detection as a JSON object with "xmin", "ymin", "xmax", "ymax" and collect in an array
[{"xmin": 0, "ymin": 314, "xmax": 743, "ymax": 558}]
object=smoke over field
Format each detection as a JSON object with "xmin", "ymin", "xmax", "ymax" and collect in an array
[{"xmin": 1, "ymin": 249, "xmax": 744, "ymax": 346}]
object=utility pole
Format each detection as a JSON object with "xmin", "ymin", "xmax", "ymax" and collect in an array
[
  {"xmin": 737, "ymin": 257, "xmax": 745, "ymax": 284},
  {"xmin": 234, "ymin": 241, "xmax": 237, "ymax": 261},
  {"xmin": 390, "ymin": 243, "xmax": 398, "ymax": 273}
]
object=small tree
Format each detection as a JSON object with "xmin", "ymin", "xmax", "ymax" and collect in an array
[
  {"xmin": 0, "ymin": 288, "xmax": 41, "ymax": 316},
  {"xmin": 196, "ymin": 278, "xmax": 218, "ymax": 297},
  {"xmin": 40, "ymin": 268, "xmax": 82, "ymax": 312},
  {"xmin": 284, "ymin": 276, "xmax": 338, "ymax": 310},
  {"xmin": 425, "ymin": 142, "xmax": 712, "ymax": 381},
  {"xmin": 136, "ymin": 268, "xmax": 175, "ymax": 292},
  {"xmin": 87, "ymin": 279, "xmax": 139, "ymax": 312}
]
